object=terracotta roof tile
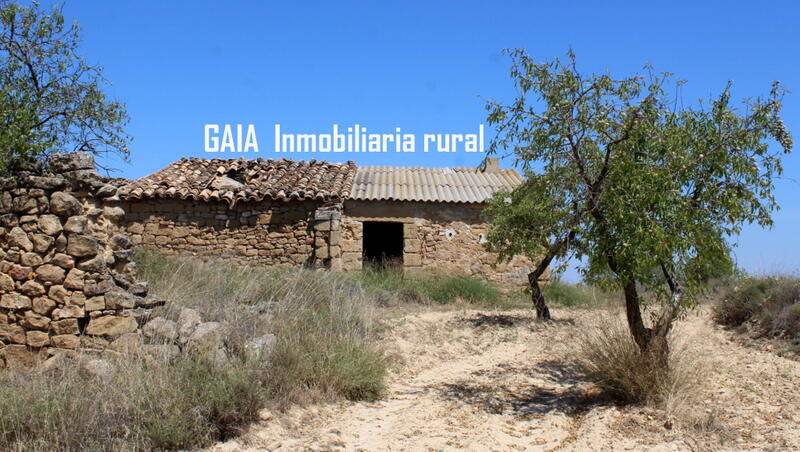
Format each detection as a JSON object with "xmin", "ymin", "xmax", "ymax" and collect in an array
[{"xmin": 118, "ymin": 157, "xmax": 357, "ymax": 206}]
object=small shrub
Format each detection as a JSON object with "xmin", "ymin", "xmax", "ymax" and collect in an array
[
  {"xmin": 542, "ymin": 279, "xmax": 593, "ymax": 306},
  {"xmin": 772, "ymin": 303, "xmax": 800, "ymax": 339},
  {"xmin": 712, "ymin": 276, "xmax": 773, "ymax": 327},
  {"xmin": 267, "ymin": 298, "xmax": 386, "ymax": 403},
  {"xmin": 762, "ymin": 279, "xmax": 800, "ymax": 336},
  {"xmin": 423, "ymin": 275, "xmax": 499, "ymax": 304},
  {"xmin": 573, "ymin": 316, "xmax": 709, "ymax": 411},
  {"xmin": 713, "ymin": 276, "xmax": 800, "ymax": 343},
  {"xmin": 353, "ymin": 266, "xmax": 504, "ymax": 306},
  {"xmin": 269, "ymin": 331, "xmax": 386, "ymax": 402}
]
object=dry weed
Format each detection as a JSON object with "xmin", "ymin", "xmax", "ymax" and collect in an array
[{"xmin": 572, "ymin": 314, "xmax": 712, "ymax": 420}]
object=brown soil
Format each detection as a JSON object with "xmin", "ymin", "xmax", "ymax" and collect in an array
[{"xmin": 213, "ymin": 306, "xmax": 800, "ymax": 451}]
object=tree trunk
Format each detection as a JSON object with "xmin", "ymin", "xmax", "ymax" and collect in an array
[
  {"xmin": 622, "ymin": 280, "xmax": 653, "ymax": 352},
  {"xmin": 622, "ymin": 279, "xmax": 671, "ymax": 365},
  {"xmin": 528, "ymin": 271, "xmax": 551, "ymax": 320},
  {"xmin": 525, "ymin": 231, "xmax": 576, "ymax": 320}
]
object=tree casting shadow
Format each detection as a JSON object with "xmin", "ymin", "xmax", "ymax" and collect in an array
[
  {"xmin": 458, "ymin": 313, "xmax": 577, "ymax": 329},
  {"xmin": 438, "ymin": 360, "xmax": 616, "ymax": 418}
]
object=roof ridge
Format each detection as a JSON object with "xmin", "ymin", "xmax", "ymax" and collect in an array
[
  {"xmin": 357, "ymin": 164, "xmax": 516, "ymax": 172},
  {"xmin": 178, "ymin": 156, "xmax": 355, "ymax": 166},
  {"xmin": 118, "ymin": 157, "xmax": 358, "ymax": 206},
  {"xmin": 350, "ymin": 165, "xmax": 522, "ymax": 204}
]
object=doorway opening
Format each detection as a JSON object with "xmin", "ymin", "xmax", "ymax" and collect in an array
[{"xmin": 362, "ymin": 221, "xmax": 404, "ymax": 269}]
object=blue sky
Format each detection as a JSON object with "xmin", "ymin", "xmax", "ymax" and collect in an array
[{"xmin": 39, "ymin": 0, "xmax": 800, "ymax": 279}]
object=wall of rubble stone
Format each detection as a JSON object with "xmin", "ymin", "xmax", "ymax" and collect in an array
[
  {"xmin": 341, "ymin": 200, "xmax": 534, "ymax": 287},
  {"xmin": 109, "ymin": 198, "xmax": 319, "ymax": 266},
  {"xmin": 0, "ymin": 153, "xmax": 161, "ymax": 369}
]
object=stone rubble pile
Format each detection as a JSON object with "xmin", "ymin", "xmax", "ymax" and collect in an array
[
  {"xmin": 0, "ymin": 152, "xmax": 164, "ymax": 368},
  {"xmin": 37, "ymin": 306, "xmax": 277, "ymax": 375},
  {"xmin": 137, "ymin": 307, "xmax": 276, "ymax": 364}
]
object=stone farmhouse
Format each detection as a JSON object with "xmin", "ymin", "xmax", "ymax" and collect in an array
[
  {"xmin": 0, "ymin": 151, "xmax": 535, "ymax": 368},
  {"xmin": 113, "ymin": 157, "xmax": 533, "ymax": 286}
]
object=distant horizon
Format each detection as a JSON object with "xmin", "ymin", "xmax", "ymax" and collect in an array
[{"xmin": 35, "ymin": 0, "xmax": 800, "ymax": 281}]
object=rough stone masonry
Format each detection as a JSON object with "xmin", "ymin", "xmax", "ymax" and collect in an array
[{"xmin": 0, "ymin": 153, "xmax": 163, "ymax": 369}]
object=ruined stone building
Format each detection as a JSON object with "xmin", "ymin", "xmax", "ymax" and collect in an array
[
  {"xmin": 112, "ymin": 156, "xmax": 532, "ymax": 285},
  {"xmin": 1, "ymin": 152, "xmax": 535, "ymax": 366}
]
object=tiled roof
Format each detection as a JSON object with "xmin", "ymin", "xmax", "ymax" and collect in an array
[
  {"xmin": 117, "ymin": 157, "xmax": 357, "ymax": 206},
  {"xmin": 349, "ymin": 166, "xmax": 523, "ymax": 204}
]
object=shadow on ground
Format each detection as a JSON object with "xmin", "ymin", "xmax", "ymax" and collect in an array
[
  {"xmin": 438, "ymin": 359, "xmax": 616, "ymax": 418},
  {"xmin": 457, "ymin": 313, "xmax": 577, "ymax": 329}
]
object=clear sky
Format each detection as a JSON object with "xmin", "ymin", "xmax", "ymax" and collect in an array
[{"xmin": 38, "ymin": 0, "xmax": 800, "ymax": 279}]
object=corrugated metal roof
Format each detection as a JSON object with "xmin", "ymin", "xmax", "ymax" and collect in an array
[{"xmin": 350, "ymin": 166, "xmax": 523, "ymax": 203}]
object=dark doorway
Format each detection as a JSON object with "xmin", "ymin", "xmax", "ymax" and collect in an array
[{"xmin": 363, "ymin": 221, "xmax": 404, "ymax": 268}]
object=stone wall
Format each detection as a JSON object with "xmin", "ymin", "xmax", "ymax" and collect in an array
[
  {"xmin": 109, "ymin": 198, "xmax": 320, "ymax": 267},
  {"xmin": 341, "ymin": 200, "xmax": 533, "ymax": 286},
  {"xmin": 113, "ymin": 196, "xmax": 532, "ymax": 286},
  {"xmin": 0, "ymin": 153, "xmax": 536, "ymax": 368},
  {"xmin": 0, "ymin": 153, "xmax": 159, "ymax": 369},
  {"xmin": 311, "ymin": 203, "xmax": 343, "ymax": 271}
]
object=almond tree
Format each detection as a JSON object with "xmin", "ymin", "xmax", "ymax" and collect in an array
[
  {"xmin": 483, "ymin": 50, "xmax": 792, "ymax": 355},
  {"xmin": 0, "ymin": 1, "xmax": 130, "ymax": 174}
]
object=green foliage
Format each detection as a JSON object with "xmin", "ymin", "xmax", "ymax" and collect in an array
[
  {"xmin": 484, "ymin": 49, "xmax": 792, "ymax": 329},
  {"xmin": 541, "ymin": 279, "xmax": 593, "ymax": 307},
  {"xmin": 351, "ymin": 265, "xmax": 504, "ymax": 306},
  {"xmin": 0, "ymin": 1, "xmax": 131, "ymax": 174},
  {"xmin": 422, "ymin": 275, "xmax": 499, "ymax": 304}
]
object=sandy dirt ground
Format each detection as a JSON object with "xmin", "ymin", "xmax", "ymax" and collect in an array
[{"xmin": 212, "ymin": 306, "xmax": 800, "ymax": 451}]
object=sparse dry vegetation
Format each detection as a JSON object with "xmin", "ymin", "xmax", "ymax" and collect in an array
[
  {"xmin": 572, "ymin": 315, "xmax": 711, "ymax": 415},
  {"xmin": 713, "ymin": 275, "xmax": 800, "ymax": 353},
  {"xmin": 134, "ymin": 249, "xmax": 388, "ymax": 405},
  {"xmin": 0, "ymin": 354, "xmax": 265, "ymax": 451},
  {"xmin": 0, "ymin": 250, "xmax": 391, "ymax": 451},
  {"xmin": 4, "ymin": 254, "xmax": 799, "ymax": 451}
]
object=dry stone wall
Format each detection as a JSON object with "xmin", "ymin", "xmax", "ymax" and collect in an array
[
  {"xmin": 110, "ymin": 198, "xmax": 319, "ymax": 267},
  {"xmin": 0, "ymin": 153, "xmax": 161, "ymax": 369}
]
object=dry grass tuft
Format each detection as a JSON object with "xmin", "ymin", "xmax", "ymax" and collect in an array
[{"xmin": 572, "ymin": 315, "xmax": 711, "ymax": 418}]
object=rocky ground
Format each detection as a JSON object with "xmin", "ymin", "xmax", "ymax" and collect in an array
[{"xmin": 213, "ymin": 305, "xmax": 800, "ymax": 452}]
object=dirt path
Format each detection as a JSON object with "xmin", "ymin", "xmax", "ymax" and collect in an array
[{"xmin": 213, "ymin": 307, "xmax": 800, "ymax": 451}]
